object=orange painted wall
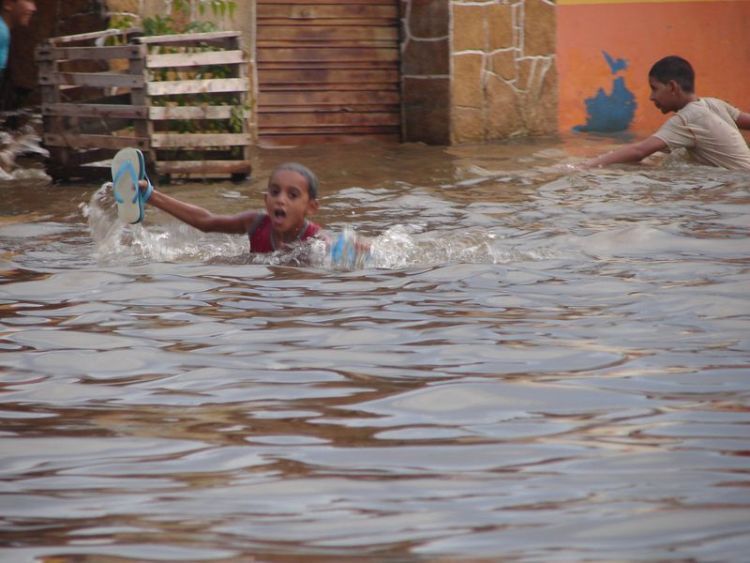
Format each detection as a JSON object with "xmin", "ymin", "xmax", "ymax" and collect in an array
[{"xmin": 557, "ymin": 0, "xmax": 750, "ymax": 136}]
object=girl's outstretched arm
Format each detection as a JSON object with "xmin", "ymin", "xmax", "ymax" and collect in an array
[{"xmin": 141, "ymin": 181, "xmax": 255, "ymax": 234}]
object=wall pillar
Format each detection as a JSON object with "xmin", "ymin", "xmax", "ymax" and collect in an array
[
  {"xmin": 400, "ymin": 0, "xmax": 452, "ymax": 144},
  {"xmin": 402, "ymin": 0, "xmax": 557, "ymax": 145}
]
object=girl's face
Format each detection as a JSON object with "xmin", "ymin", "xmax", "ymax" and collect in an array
[{"xmin": 264, "ymin": 169, "xmax": 319, "ymax": 238}]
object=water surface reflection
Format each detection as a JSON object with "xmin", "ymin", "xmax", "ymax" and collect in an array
[{"xmin": 1, "ymin": 138, "xmax": 749, "ymax": 561}]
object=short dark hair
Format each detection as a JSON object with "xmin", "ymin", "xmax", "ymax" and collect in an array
[
  {"xmin": 271, "ymin": 162, "xmax": 319, "ymax": 200},
  {"xmin": 649, "ymin": 56, "xmax": 695, "ymax": 93}
]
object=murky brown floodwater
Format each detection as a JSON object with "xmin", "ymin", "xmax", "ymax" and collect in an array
[{"xmin": 1, "ymin": 138, "xmax": 749, "ymax": 562}]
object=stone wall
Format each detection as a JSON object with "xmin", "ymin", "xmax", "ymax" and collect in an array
[
  {"xmin": 402, "ymin": 0, "xmax": 557, "ymax": 144},
  {"xmin": 400, "ymin": 0, "xmax": 451, "ymax": 145}
]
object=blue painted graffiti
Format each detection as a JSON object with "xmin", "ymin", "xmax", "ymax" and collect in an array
[
  {"xmin": 574, "ymin": 51, "xmax": 637, "ymax": 133},
  {"xmin": 603, "ymin": 51, "xmax": 628, "ymax": 74}
]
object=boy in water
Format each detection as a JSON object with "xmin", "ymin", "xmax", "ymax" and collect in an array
[
  {"xmin": 138, "ymin": 162, "xmax": 321, "ymax": 253},
  {"xmin": 584, "ymin": 55, "xmax": 750, "ymax": 170}
]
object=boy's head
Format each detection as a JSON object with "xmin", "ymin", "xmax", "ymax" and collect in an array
[
  {"xmin": 648, "ymin": 56, "xmax": 695, "ymax": 93},
  {"xmin": 264, "ymin": 162, "xmax": 319, "ymax": 235},
  {"xmin": 1, "ymin": 0, "xmax": 36, "ymax": 28},
  {"xmin": 648, "ymin": 56, "xmax": 695, "ymax": 114}
]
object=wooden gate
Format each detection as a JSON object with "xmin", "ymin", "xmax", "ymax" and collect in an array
[
  {"xmin": 37, "ymin": 29, "xmax": 251, "ymax": 181},
  {"xmin": 256, "ymin": 0, "xmax": 401, "ymax": 146}
]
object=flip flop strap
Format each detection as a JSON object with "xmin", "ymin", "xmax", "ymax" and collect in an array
[
  {"xmin": 141, "ymin": 177, "xmax": 153, "ymax": 203},
  {"xmin": 136, "ymin": 149, "xmax": 153, "ymax": 204}
]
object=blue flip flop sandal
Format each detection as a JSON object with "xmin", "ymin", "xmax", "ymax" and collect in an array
[{"xmin": 111, "ymin": 148, "xmax": 152, "ymax": 224}]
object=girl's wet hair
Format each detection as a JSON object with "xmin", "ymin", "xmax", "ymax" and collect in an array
[
  {"xmin": 649, "ymin": 55, "xmax": 695, "ymax": 93},
  {"xmin": 272, "ymin": 162, "xmax": 319, "ymax": 200}
]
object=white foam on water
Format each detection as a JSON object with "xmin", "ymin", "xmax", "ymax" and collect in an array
[
  {"xmin": 85, "ymin": 183, "xmax": 556, "ymax": 271},
  {"xmin": 0, "ymin": 122, "xmax": 51, "ymax": 183},
  {"xmin": 83, "ymin": 182, "xmax": 248, "ymax": 265}
]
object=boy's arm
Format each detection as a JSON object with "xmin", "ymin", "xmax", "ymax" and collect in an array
[
  {"xmin": 735, "ymin": 111, "xmax": 750, "ymax": 130},
  {"xmin": 583, "ymin": 136, "xmax": 668, "ymax": 168},
  {"xmin": 142, "ymin": 183, "xmax": 255, "ymax": 234}
]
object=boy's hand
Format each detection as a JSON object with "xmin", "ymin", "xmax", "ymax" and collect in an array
[{"xmin": 544, "ymin": 162, "xmax": 586, "ymax": 173}]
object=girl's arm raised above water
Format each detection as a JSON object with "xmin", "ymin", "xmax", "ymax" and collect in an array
[{"xmin": 139, "ymin": 181, "xmax": 256, "ymax": 234}]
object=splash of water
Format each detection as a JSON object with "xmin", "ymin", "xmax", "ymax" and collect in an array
[
  {"xmin": 84, "ymin": 183, "xmax": 551, "ymax": 270},
  {"xmin": 83, "ymin": 182, "xmax": 248, "ymax": 265},
  {"xmin": 308, "ymin": 225, "xmax": 549, "ymax": 270},
  {"xmin": 0, "ymin": 118, "xmax": 51, "ymax": 182}
]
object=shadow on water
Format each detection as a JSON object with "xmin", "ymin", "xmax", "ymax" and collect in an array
[{"xmin": 1, "ymin": 137, "xmax": 749, "ymax": 561}]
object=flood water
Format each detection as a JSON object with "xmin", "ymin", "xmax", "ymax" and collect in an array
[{"xmin": 1, "ymin": 138, "xmax": 749, "ymax": 562}]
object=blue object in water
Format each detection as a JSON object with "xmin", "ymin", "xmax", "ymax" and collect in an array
[{"xmin": 330, "ymin": 230, "xmax": 371, "ymax": 269}]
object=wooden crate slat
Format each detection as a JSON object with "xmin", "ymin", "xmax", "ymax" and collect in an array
[
  {"xmin": 127, "ymin": 43, "xmax": 153, "ymax": 167},
  {"xmin": 155, "ymin": 160, "xmax": 251, "ymax": 174},
  {"xmin": 146, "ymin": 50, "xmax": 245, "ymax": 69},
  {"xmin": 44, "ymin": 103, "xmax": 148, "ymax": 119},
  {"xmin": 137, "ymin": 31, "xmax": 240, "ymax": 46},
  {"xmin": 40, "ymin": 72, "xmax": 145, "ymax": 88},
  {"xmin": 147, "ymin": 77, "xmax": 248, "ymax": 96},
  {"xmin": 39, "ymin": 45, "xmax": 144, "ymax": 62},
  {"xmin": 64, "ymin": 148, "xmax": 114, "ymax": 166},
  {"xmin": 149, "ymin": 105, "xmax": 249, "ymax": 120},
  {"xmin": 150, "ymin": 133, "xmax": 251, "ymax": 148},
  {"xmin": 45, "ymin": 133, "xmax": 148, "ymax": 150},
  {"xmin": 137, "ymin": 30, "xmax": 240, "ymax": 43},
  {"xmin": 48, "ymin": 27, "xmax": 140, "ymax": 45}
]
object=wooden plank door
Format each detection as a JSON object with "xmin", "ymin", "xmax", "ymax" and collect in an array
[{"xmin": 256, "ymin": 0, "xmax": 401, "ymax": 146}]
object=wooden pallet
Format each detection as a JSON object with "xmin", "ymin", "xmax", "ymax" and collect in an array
[{"xmin": 36, "ymin": 28, "xmax": 252, "ymax": 181}]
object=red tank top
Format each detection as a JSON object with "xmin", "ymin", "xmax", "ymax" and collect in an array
[{"xmin": 247, "ymin": 214, "xmax": 321, "ymax": 253}]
